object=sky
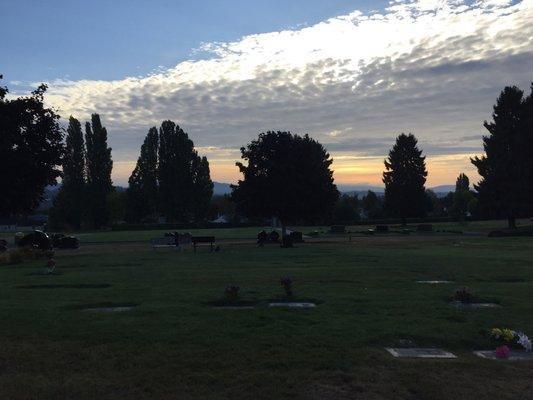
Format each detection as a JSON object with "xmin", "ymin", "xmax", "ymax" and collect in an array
[{"xmin": 2, "ymin": 0, "xmax": 533, "ymax": 187}]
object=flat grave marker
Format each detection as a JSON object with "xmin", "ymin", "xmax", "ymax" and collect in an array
[
  {"xmin": 268, "ymin": 302, "xmax": 316, "ymax": 308},
  {"xmin": 386, "ymin": 348, "xmax": 457, "ymax": 359},
  {"xmin": 83, "ymin": 306, "xmax": 135, "ymax": 313},
  {"xmin": 474, "ymin": 350, "xmax": 533, "ymax": 361},
  {"xmin": 451, "ymin": 301, "xmax": 501, "ymax": 308},
  {"xmin": 417, "ymin": 280, "xmax": 454, "ymax": 284}
]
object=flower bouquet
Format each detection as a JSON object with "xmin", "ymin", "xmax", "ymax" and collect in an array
[{"xmin": 489, "ymin": 327, "xmax": 532, "ymax": 358}]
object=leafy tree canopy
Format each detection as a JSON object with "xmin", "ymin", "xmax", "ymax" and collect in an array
[
  {"xmin": 0, "ymin": 77, "xmax": 63, "ymax": 217},
  {"xmin": 232, "ymin": 131, "xmax": 339, "ymax": 229}
]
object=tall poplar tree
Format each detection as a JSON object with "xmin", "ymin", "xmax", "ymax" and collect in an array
[
  {"xmin": 191, "ymin": 155, "xmax": 213, "ymax": 221},
  {"xmin": 383, "ymin": 133, "xmax": 428, "ymax": 221},
  {"xmin": 471, "ymin": 85, "xmax": 533, "ymax": 228},
  {"xmin": 50, "ymin": 116, "xmax": 86, "ymax": 228},
  {"xmin": 157, "ymin": 121, "xmax": 213, "ymax": 222},
  {"xmin": 126, "ymin": 127, "xmax": 159, "ymax": 222},
  {"xmin": 85, "ymin": 114, "xmax": 113, "ymax": 228}
]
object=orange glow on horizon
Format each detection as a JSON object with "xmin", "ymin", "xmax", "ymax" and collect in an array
[{"xmin": 111, "ymin": 153, "xmax": 481, "ymax": 187}]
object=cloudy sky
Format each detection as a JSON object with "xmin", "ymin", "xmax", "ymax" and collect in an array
[{"xmin": 3, "ymin": 0, "xmax": 533, "ymax": 186}]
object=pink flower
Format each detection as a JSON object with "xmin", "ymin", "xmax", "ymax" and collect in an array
[{"xmin": 495, "ymin": 345, "xmax": 510, "ymax": 359}]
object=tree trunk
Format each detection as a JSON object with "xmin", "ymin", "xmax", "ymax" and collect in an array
[
  {"xmin": 280, "ymin": 222, "xmax": 293, "ymax": 248},
  {"xmin": 508, "ymin": 216, "xmax": 517, "ymax": 229}
]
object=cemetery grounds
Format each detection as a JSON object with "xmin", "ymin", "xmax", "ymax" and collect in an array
[{"xmin": 1, "ymin": 221, "xmax": 533, "ymax": 399}]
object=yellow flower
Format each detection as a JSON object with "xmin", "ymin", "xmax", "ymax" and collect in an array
[
  {"xmin": 490, "ymin": 328, "xmax": 503, "ymax": 339},
  {"xmin": 502, "ymin": 329, "xmax": 516, "ymax": 342}
]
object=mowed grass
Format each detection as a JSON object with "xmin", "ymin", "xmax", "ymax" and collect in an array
[{"xmin": 1, "ymin": 236, "xmax": 533, "ymax": 399}]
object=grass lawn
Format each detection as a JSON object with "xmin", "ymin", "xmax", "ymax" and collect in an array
[{"xmin": 1, "ymin": 235, "xmax": 533, "ymax": 399}]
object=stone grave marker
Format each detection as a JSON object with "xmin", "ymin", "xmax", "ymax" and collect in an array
[
  {"xmin": 83, "ymin": 306, "xmax": 135, "ymax": 313},
  {"xmin": 451, "ymin": 301, "xmax": 501, "ymax": 308},
  {"xmin": 269, "ymin": 302, "xmax": 316, "ymax": 308},
  {"xmin": 474, "ymin": 350, "xmax": 533, "ymax": 361},
  {"xmin": 386, "ymin": 348, "xmax": 457, "ymax": 359}
]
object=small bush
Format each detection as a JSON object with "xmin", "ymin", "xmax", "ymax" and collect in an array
[
  {"xmin": 225, "ymin": 285, "xmax": 240, "ymax": 302},
  {"xmin": 0, "ymin": 248, "xmax": 48, "ymax": 265},
  {"xmin": 280, "ymin": 277, "xmax": 293, "ymax": 298},
  {"xmin": 453, "ymin": 286, "xmax": 474, "ymax": 303}
]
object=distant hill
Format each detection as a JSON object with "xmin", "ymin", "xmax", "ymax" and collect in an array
[
  {"xmin": 337, "ymin": 184, "xmax": 385, "ymax": 195},
  {"xmin": 213, "ymin": 181, "xmax": 232, "ymax": 195},
  {"xmin": 36, "ymin": 185, "xmax": 61, "ymax": 211},
  {"xmin": 212, "ymin": 182, "xmax": 456, "ymax": 197},
  {"xmin": 37, "ymin": 181, "xmax": 456, "ymax": 210},
  {"xmin": 429, "ymin": 185, "xmax": 455, "ymax": 194},
  {"xmin": 338, "ymin": 184, "xmax": 456, "ymax": 198}
]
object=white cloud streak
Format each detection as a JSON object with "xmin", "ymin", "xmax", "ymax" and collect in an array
[{"xmin": 31, "ymin": 0, "xmax": 533, "ymax": 185}]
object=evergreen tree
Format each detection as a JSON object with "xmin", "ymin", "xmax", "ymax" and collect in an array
[
  {"xmin": 383, "ymin": 133, "xmax": 428, "ymax": 221},
  {"xmin": 471, "ymin": 85, "xmax": 533, "ymax": 228},
  {"xmin": 452, "ymin": 173, "xmax": 472, "ymax": 221},
  {"xmin": 232, "ymin": 131, "xmax": 339, "ymax": 236},
  {"xmin": 50, "ymin": 117, "xmax": 86, "ymax": 229},
  {"xmin": 126, "ymin": 127, "xmax": 159, "ymax": 222},
  {"xmin": 361, "ymin": 190, "xmax": 383, "ymax": 219},
  {"xmin": 0, "ymin": 78, "xmax": 63, "ymax": 217},
  {"xmin": 157, "ymin": 121, "xmax": 213, "ymax": 222},
  {"xmin": 85, "ymin": 114, "xmax": 113, "ymax": 228},
  {"xmin": 191, "ymin": 155, "xmax": 214, "ymax": 222},
  {"xmin": 333, "ymin": 194, "xmax": 360, "ymax": 223},
  {"xmin": 521, "ymin": 84, "xmax": 533, "ymax": 212}
]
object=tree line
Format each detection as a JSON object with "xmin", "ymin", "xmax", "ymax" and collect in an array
[
  {"xmin": 1, "ymin": 74, "xmax": 531, "ymax": 230},
  {"xmin": 49, "ymin": 118, "xmax": 213, "ymax": 229}
]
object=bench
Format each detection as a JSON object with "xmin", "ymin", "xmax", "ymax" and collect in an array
[{"xmin": 191, "ymin": 236, "xmax": 216, "ymax": 252}]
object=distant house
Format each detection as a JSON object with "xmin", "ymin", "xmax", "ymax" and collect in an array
[
  {"xmin": 0, "ymin": 215, "xmax": 48, "ymax": 232},
  {"xmin": 0, "ymin": 218, "xmax": 17, "ymax": 232},
  {"xmin": 211, "ymin": 214, "xmax": 229, "ymax": 224}
]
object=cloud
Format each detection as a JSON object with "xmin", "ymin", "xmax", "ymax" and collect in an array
[{"xmin": 30, "ymin": 0, "xmax": 533, "ymax": 185}]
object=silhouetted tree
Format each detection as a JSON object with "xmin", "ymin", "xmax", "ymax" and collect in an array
[
  {"xmin": 442, "ymin": 192, "xmax": 454, "ymax": 216},
  {"xmin": 107, "ymin": 188, "xmax": 127, "ymax": 223},
  {"xmin": 0, "ymin": 77, "xmax": 63, "ymax": 217},
  {"xmin": 157, "ymin": 121, "xmax": 213, "ymax": 222},
  {"xmin": 232, "ymin": 131, "xmax": 339, "ymax": 236},
  {"xmin": 383, "ymin": 133, "xmax": 428, "ymax": 221},
  {"xmin": 208, "ymin": 194, "xmax": 239, "ymax": 223},
  {"xmin": 49, "ymin": 117, "xmax": 86, "ymax": 229},
  {"xmin": 85, "ymin": 114, "xmax": 113, "ymax": 228},
  {"xmin": 471, "ymin": 85, "xmax": 533, "ymax": 228},
  {"xmin": 452, "ymin": 173, "xmax": 473, "ymax": 221},
  {"xmin": 126, "ymin": 127, "xmax": 159, "ymax": 222},
  {"xmin": 191, "ymin": 155, "xmax": 213, "ymax": 221},
  {"xmin": 333, "ymin": 194, "xmax": 360, "ymax": 223},
  {"xmin": 361, "ymin": 190, "xmax": 383, "ymax": 219},
  {"xmin": 425, "ymin": 189, "xmax": 437, "ymax": 215},
  {"xmin": 523, "ymin": 84, "xmax": 533, "ymax": 191}
]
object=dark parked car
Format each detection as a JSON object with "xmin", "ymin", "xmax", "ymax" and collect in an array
[
  {"xmin": 51, "ymin": 233, "xmax": 80, "ymax": 249},
  {"xmin": 17, "ymin": 230, "xmax": 52, "ymax": 250},
  {"xmin": 17, "ymin": 231, "xmax": 79, "ymax": 250}
]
